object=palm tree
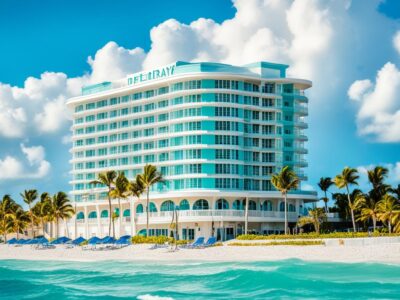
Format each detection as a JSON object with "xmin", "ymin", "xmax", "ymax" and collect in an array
[
  {"xmin": 20, "ymin": 189, "xmax": 38, "ymax": 237},
  {"xmin": 110, "ymin": 172, "xmax": 129, "ymax": 236},
  {"xmin": 334, "ymin": 167, "xmax": 359, "ymax": 232},
  {"xmin": 271, "ymin": 166, "xmax": 300, "ymax": 234},
  {"xmin": 51, "ymin": 192, "xmax": 74, "ymax": 238},
  {"xmin": 33, "ymin": 192, "xmax": 52, "ymax": 237},
  {"xmin": 136, "ymin": 164, "xmax": 165, "ymax": 236},
  {"xmin": 90, "ymin": 170, "xmax": 117, "ymax": 237},
  {"xmin": 390, "ymin": 184, "xmax": 400, "ymax": 204},
  {"xmin": 377, "ymin": 194, "xmax": 400, "ymax": 233},
  {"xmin": 357, "ymin": 193, "xmax": 380, "ymax": 231},
  {"xmin": 318, "ymin": 177, "xmax": 333, "ymax": 213},
  {"xmin": 9, "ymin": 207, "xmax": 30, "ymax": 239},
  {"xmin": 367, "ymin": 166, "xmax": 389, "ymax": 191},
  {"xmin": 127, "ymin": 177, "xmax": 144, "ymax": 235},
  {"xmin": 297, "ymin": 208, "xmax": 327, "ymax": 234},
  {"xmin": 0, "ymin": 195, "xmax": 18, "ymax": 242}
]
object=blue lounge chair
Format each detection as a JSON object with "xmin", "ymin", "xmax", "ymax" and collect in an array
[
  {"xmin": 115, "ymin": 236, "xmax": 131, "ymax": 246},
  {"xmin": 71, "ymin": 237, "xmax": 86, "ymax": 246},
  {"xmin": 50, "ymin": 236, "xmax": 71, "ymax": 245},
  {"xmin": 101, "ymin": 236, "xmax": 116, "ymax": 244},
  {"xmin": 88, "ymin": 236, "xmax": 101, "ymax": 245},
  {"xmin": 184, "ymin": 237, "xmax": 205, "ymax": 249},
  {"xmin": 6, "ymin": 238, "xmax": 17, "ymax": 245},
  {"xmin": 203, "ymin": 237, "xmax": 217, "ymax": 247}
]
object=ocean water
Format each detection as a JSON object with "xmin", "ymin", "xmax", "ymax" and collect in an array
[{"xmin": 0, "ymin": 259, "xmax": 399, "ymax": 299}]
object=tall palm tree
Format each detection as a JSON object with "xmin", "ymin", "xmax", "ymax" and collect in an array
[
  {"xmin": 9, "ymin": 207, "xmax": 30, "ymax": 239},
  {"xmin": 390, "ymin": 184, "xmax": 400, "ymax": 204},
  {"xmin": 318, "ymin": 177, "xmax": 333, "ymax": 213},
  {"xmin": 271, "ymin": 166, "xmax": 300, "ymax": 234},
  {"xmin": 297, "ymin": 208, "xmax": 327, "ymax": 234},
  {"xmin": 367, "ymin": 166, "xmax": 389, "ymax": 191},
  {"xmin": 334, "ymin": 167, "xmax": 359, "ymax": 232},
  {"xmin": 136, "ymin": 164, "xmax": 165, "ymax": 236},
  {"xmin": 377, "ymin": 194, "xmax": 400, "ymax": 233},
  {"xmin": 0, "ymin": 195, "xmax": 18, "ymax": 242},
  {"xmin": 51, "ymin": 192, "xmax": 74, "ymax": 238},
  {"xmin": 127, "ymin": 177, "xmax": 144, "ymax": 236},
  {"xmin": 110, "ymin": 172, "xmax": 129, "ymax": 236},
  {"xmin": 33, "ymin": 192, "xmax": 52, "ymax": 236},
  {"xmin": 90, "ymin": 170, "xmax": 117, "ymax": 237},
  {"xmin": 20, "ymin": 189, "xmax": 38, "ymax": 237},
  {"xmin": 357, "ymin": 194, "xmax": 380, "ymax": 231}
]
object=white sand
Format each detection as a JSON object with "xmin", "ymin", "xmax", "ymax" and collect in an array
[{"xmin": 1, "ymin": 243, "xmax": 400, "ymax": 264}]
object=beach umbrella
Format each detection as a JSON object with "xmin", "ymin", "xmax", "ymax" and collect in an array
[
  {"xmin": 50, "ymin": 236, "xmax": 71, "ymax": 245},
  {"xmin": 37, "ymin": 237, "xmax": 49, "ymax": 244},
  {"xmin": 88, "ymin": 236, "xmax": 101, "ymax": 245},
  {"xmin": 101, "ymin": 236, "xmax": 116, "ymax": 244},
  {"xmin": 71, "ymin": 237, "xmax": 86, "ymax": 245}
]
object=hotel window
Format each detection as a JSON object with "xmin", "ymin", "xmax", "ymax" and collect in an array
[
  {"xmin": 173, "ymin": 150, "xmax": 183, "ymax": 160},
  {"xmin": 158, "ymin": 139, "xmax": 169, "ymax": 148},
  {"xmin": 262, "ymin": 98, "xmax": 274, "ymax": 107},
  {"xmin": 158, "ymin": 126, "xmax": 169, "ymax": 134},
  {"xmin": 187, "ymin": 164, "xmax": 202, "ymax": 173},
  {"xmin": 184, "ymin": 80, "xmax": 201, "ymax": 89},
  {"xmin": 85, "ymin": 150, "xmax": 95, "ymax": 157},
  {"xmin": 133, "ymin": 106, "xmax": 141, "ymax": 113},
  {"xmin": 252, "ymin": 97, "xmax": 260, "ymax": 106},
  {"xmin": 98, "ymin": 160, "xmax": 107, "ymax": 168},
  {"xmin": 132, "ymin": 118, "xmax": 142, "ymax": 126},
  {"xmin": 252, "ymin": 152, "xmax": 260, "ymax": 162},
  {"xmin": 144, "ymin": 128, "xmax": 154, "ymax": 137},
  {"xmin": 144, "ymin": 142, "xmax": 154, "ymax": 150},
  {"xmin": 262, "ymin": 152, "xmax": 275, "ymax": 163},
  {"xmin": 158, "ymin": 113, "xmax": 169, "ymax": 122},
  {"xmin": 109, "ymin": 159, "xmax": 117, "ymax": 166},
  {"xmin": 159, "ymin": 153, "xmax": 169, "ymax": 162},
  {"xmin": 110, "ymin": 122, "xmax": 117, "ymax": 130},
  {"xmin": 86, "ymin": 138, "xmax": 95, "ymax": 145},
  {"xmin": 120, "ymin": 157, "xmax": 129, "ymax": 165},
  {"xmin": 133, "ymin": 156, "xmax": 142, "ymax": 164},
  {"xmin": 121, "ymin": 95, "xmax": 129, "ymax": 103},
  {"xmin": 98, "ymin": 148, "xmax": 107, "ymax": 156},
  {"xmin": 133, "ymin": 92, "xmax": 142, "ymax": 100},
  {"xmin": 98, "ymin": 136, "xmax": 108, "ymax": 143},
  {"xmin": 170, "ymin": 136, "xmax": 183, "ymax": 146},
  {"xmin": 75, "ymin": 140, "xmax": 83, "ymax": 146},
  {"xmin": 110, "ymin": 97, "xmax": 119, "ymax": 105},
  {"xmin": 97, "ymin": 100, "xmax": 108, "ymax": 108},
  {"xmin": 263, "ymin": 83, "xmax": 275, "ymax": 94},
  {"xmin": 186, "ymin": 178, "xmax": 202, "ymax": 188},
  {"xmin": 86, "ymin": 162, "xmax": 95, "ymax": 169},
  {"xmin": 144, "ymin": 116, "xmax": 154, "ymax": 124},
  {"xmin": 144, "ymin": 103, "xmax": 155, "ymax": 111},
  {"xmin": 120, "ymin": 132, "xmax": 129, "ymax": 140},
  {"xmin": 75, "ymin": 118, "xmax": 83, "ymax": 124},
  {"xmin": 262, "ymin": 112, "xmax": 275, "ymax": 121},
  {"xmin": 185, "ymin": 149, "xmax": 201, "ymax": 159},
  {"xmin": 172, "ymin": 97, "xmax": 183, "ymax": 105},
  {"xmin": 97, "ymin": 124, "xmax": 108, "ymax": 132},
  {"xmin": 186, "ymin": 135, "xmax": 201, "ymax": 144},
  {"xmin": 184, "ymin": 94, "xmax": 201, "ymax": 103},
  {"xmin": 85, "ymin": 126, "xmax": 95, "ymax": 134},
  {"xmin": 75, "ymin": 105, "xmax": 84, "ymax": 113},
  {"xmin": 172, "ymin": 124, "xmax": 183, "ymax": 133},
  {"xmin": 97, "ymin": 112, "xmax": 108, "ymax": 120},
  {"xmin": 85, "ymin": 115, "xmax": 95, "ymax": 122},
  {"xmin": 145, "ymin": 90, "xmax": 154, "ymax": 98},
  {"xmin": 110, "ymin": 134, "xmax": 117, "ymax": 142},
  {"xmin": 171, "ymin": 82, "xmax": 183, "ymax": 91},
  {"xmin": 158, "ymin": 86, "xmax": 169, "ymax": 95},
  {"xmin": 121, "ymin": 145, "xmax": 129, "ymax": 153},
  {"xmin": 133, "ymin": 144, "xmax": 141, "ymax": 151},
  {"xmin": 132, "ymin": 131, "xmax": 141, "ymax": 138},
  {"xmin": 85, "ymin": 103, "xmax": 95, "ymax": 110},
  {"xmin": 144, "ymin": 154, "xmax": 155, "ymax": 163},
  {"xmin": 120, "ymin": 108, "xmax": 129, "ymax": 116},
  {"xmin": 158, "ymin": 100, "xmax": 169, "ymax": 108},
  {"xmin": 110, "ymin": 110, "xmax": 118, "ymax": 118},
  {"xmin": 120, "ymin": 120, "xmax": 129, "ymax": 128}
]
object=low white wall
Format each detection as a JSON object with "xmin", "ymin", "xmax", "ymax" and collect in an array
[{"xmin": 324, "ymin": 236, "xmax": 400, "ymax": 247}]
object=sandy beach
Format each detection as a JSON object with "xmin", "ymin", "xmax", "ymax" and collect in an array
[{"xmin": 1, "ymin": 242, "xmax": 400, "ymax": 264}]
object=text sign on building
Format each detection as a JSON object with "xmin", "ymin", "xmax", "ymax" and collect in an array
[{"xmin": 127, "ymin": 64, "xmax": 176, "ymax": 85}]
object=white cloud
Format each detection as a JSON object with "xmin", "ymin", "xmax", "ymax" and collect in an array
[
  {"xmin": 357, "ymin": 163, "xmax": 400, "ymax": 190},
  {"xmin": 348, "ymin": 79, "xmax": 372, "ymax": 101},
  {"xmin": 349, "ymin": 62, "xmax": 400, "ymax": 142},
  {"xmin": 394, "ymin": 30, "xmax": 400, "ymax": 55},
  {"xmin": 0, "ymin": 144, "xmax": 50, "ymax": 180}
]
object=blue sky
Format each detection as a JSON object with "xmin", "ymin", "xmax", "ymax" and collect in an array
[{"xmin": 0, "ymin": 0, "xmax": 399, "ymax": 206}]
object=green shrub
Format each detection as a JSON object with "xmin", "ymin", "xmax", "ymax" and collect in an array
[
  {"xmin": 236, "ymin": 232, "xmax": 400, "ymax": 240},
  {"xmin": 132, "ymin": 235, "xmax": 173, "ymax": 244},
  {"xmin": 229, "ymin": 240, "xmax": 324, "ymax": 246}
]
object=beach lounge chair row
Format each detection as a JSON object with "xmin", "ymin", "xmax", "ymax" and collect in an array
[
  {"xmin": 181, "ymin": 237, "xmax": 217, "ymax": 249},
  {"xmin": 83, "ymin": 235, "xmax": 132, "ymax": 250}
]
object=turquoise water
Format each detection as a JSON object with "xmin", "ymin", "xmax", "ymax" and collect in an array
[{"xmin": 1, "ymin": 259, "xmax": 400, "ymax": 299}]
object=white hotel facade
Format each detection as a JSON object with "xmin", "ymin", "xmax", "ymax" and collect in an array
[{"xmin": 61, "ymin": 61, "xmax": 317, "ymax": 241}]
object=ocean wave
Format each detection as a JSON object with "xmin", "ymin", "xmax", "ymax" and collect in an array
[{"xmin": 137, "ymin": 294, "xmax": 174, "ymax": 300}]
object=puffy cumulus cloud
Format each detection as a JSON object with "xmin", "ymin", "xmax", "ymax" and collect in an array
[
  {"xmin": 0, "ymin": 144, "xmax": 50, "ymax": 180},
  {"xmin": 349, "ymin": 62, "xmax": 400, "ymax": 142},
  {"xmin": 88, "ymin": 41, "xmax": 146, "ymax": 83},
  {"xmin": 348, "ymin": 79, "xmax": 373, "ymax": 101}
]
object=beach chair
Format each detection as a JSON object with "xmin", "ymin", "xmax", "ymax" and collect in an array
[
  {"xmin": 66, "ymin": 237, "xmax": 86, "ymax": 248},
  {"xmin": 114, "ymin": 236, "xmax": 131, "ymax": 249},
  {"xmin": 202, "ymin": 237, "xmax": 217, "ymax": 248},
  {"xmin": 6, "ymin": 238, "xmax": 17, "ymax": 245},
  {"xmin": 183, "ymin": 237, "xmax": 205, "ymax": 249},
  {"xmin": 83, "ymin": 236, "xmax": 101, "ymax": 250}
]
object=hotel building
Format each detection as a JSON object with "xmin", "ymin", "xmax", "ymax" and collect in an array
[{"xmin": 62, "ymin": 61, "xmax": 317, "ymax": 240}]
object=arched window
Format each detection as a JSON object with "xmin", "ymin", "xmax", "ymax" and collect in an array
[
  {"xmin": 123, "ymin": 209, "xmax": 130, "ymax": 217},
  {"xmin": 248, "ymin": 200, "xmax": 257, "ymax": 210},
  {"xmin": 137, "ymin": 229, "xmax": 147, "ymax": 236},
  {"xmin": 215, "ymin": 199, "xmax": 229, "ymax": 210},
  {"xmin": 101, "ymin": 210, "xmax": 109, "ymax": 218},
  {"xmin": 136, "ymin": 204, "xmax": 144, "ymax": 214},
  {"xmin": 193, "ymin": 199, "xmax": 209, "ymax": 210},
  {"xmin": 149, "ymin": 202, "xmax": 157, "ymax": 212},
  {"xmin": 289, "ymin": 204, "xmax": 296, "ymax": 212},
  {"xmin": 76, "ymin": 212, "xmax": 85, "ymax": 220},
  {"xmin": 262, "ymin": 200, "xmax": 273, "ymax": 211},
  {"xmin": 179, "ymin": 199, "xmax": 190, "ymax": 210},
  {"xmin": 279, "ymin": 202, "xmax": 285, "ymax": 212},
  {"xmin": 232, "ymin": 200, "xmax": 243, "ymax": 210},
  {"xmin": 161, "ymin": 200, "xmax": 175, "ymax": 211},
  {"xmin": 88, "ymin": 211, "xmax": 97, "ymax": 219}
]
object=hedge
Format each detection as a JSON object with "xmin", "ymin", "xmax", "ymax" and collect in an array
[
  {"xmin": 229, "ymin": 240, "xmax": 325, "ymax": 246},
  {"xmin": 236, "ymin": 232, "xmax": 400, "ymax": 240}
]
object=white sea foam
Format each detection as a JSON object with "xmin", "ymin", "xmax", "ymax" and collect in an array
[{"xmin": 137, "ymin": 294, "xmax": 174, "ymax": 300}]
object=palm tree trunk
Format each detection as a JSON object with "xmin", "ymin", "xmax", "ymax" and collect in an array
[
  {"xmin": 118, "ymin": 198, "xmax": 122, "ymax": 238},
  {"xmin": 56, "ymin": 219, "xmax": 59, "ymax": 238},
  {"xmin": 108, "ymin": 192, "xmax": 112, "ymax": 237},
  {"xmin": 42, "ymin": 220, "xmax": 45, "ymax": 236},
  {"xmin": 29, "ymin": 204, "xmax": 34, "ymax": 238},
  {"xmin": 324, "ymin": 191, "xmax": 329, "ymax": 213},
  {"xmin": 372, "ymin": 216, "xmax": 376, "ymax": 232},
  {"xmin": 146, "ymin": 188, "xmax": 150, "ymax": 237},
  {"xmin": 284, "ymin": 192, "xmax": 288, "ymax": 235},
  {"xmin": 244, "ymin": 197, "xmax": 249, "ymax": 235},
  {"xmin": 346, "ymin": 185, "xmax": 356, "ymax": 232}
]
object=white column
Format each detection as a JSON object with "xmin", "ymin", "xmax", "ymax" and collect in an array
[
  {"xmin": 244, "ymin": 196, "xmax": 249, "ymax": 234},
  {"xmin": 96, "ymin": 203, "xmax": 101, "ymax": 237},
  {"xmin": 84, "ymin": 205, "xmax": 89, "ymax": 239}
]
